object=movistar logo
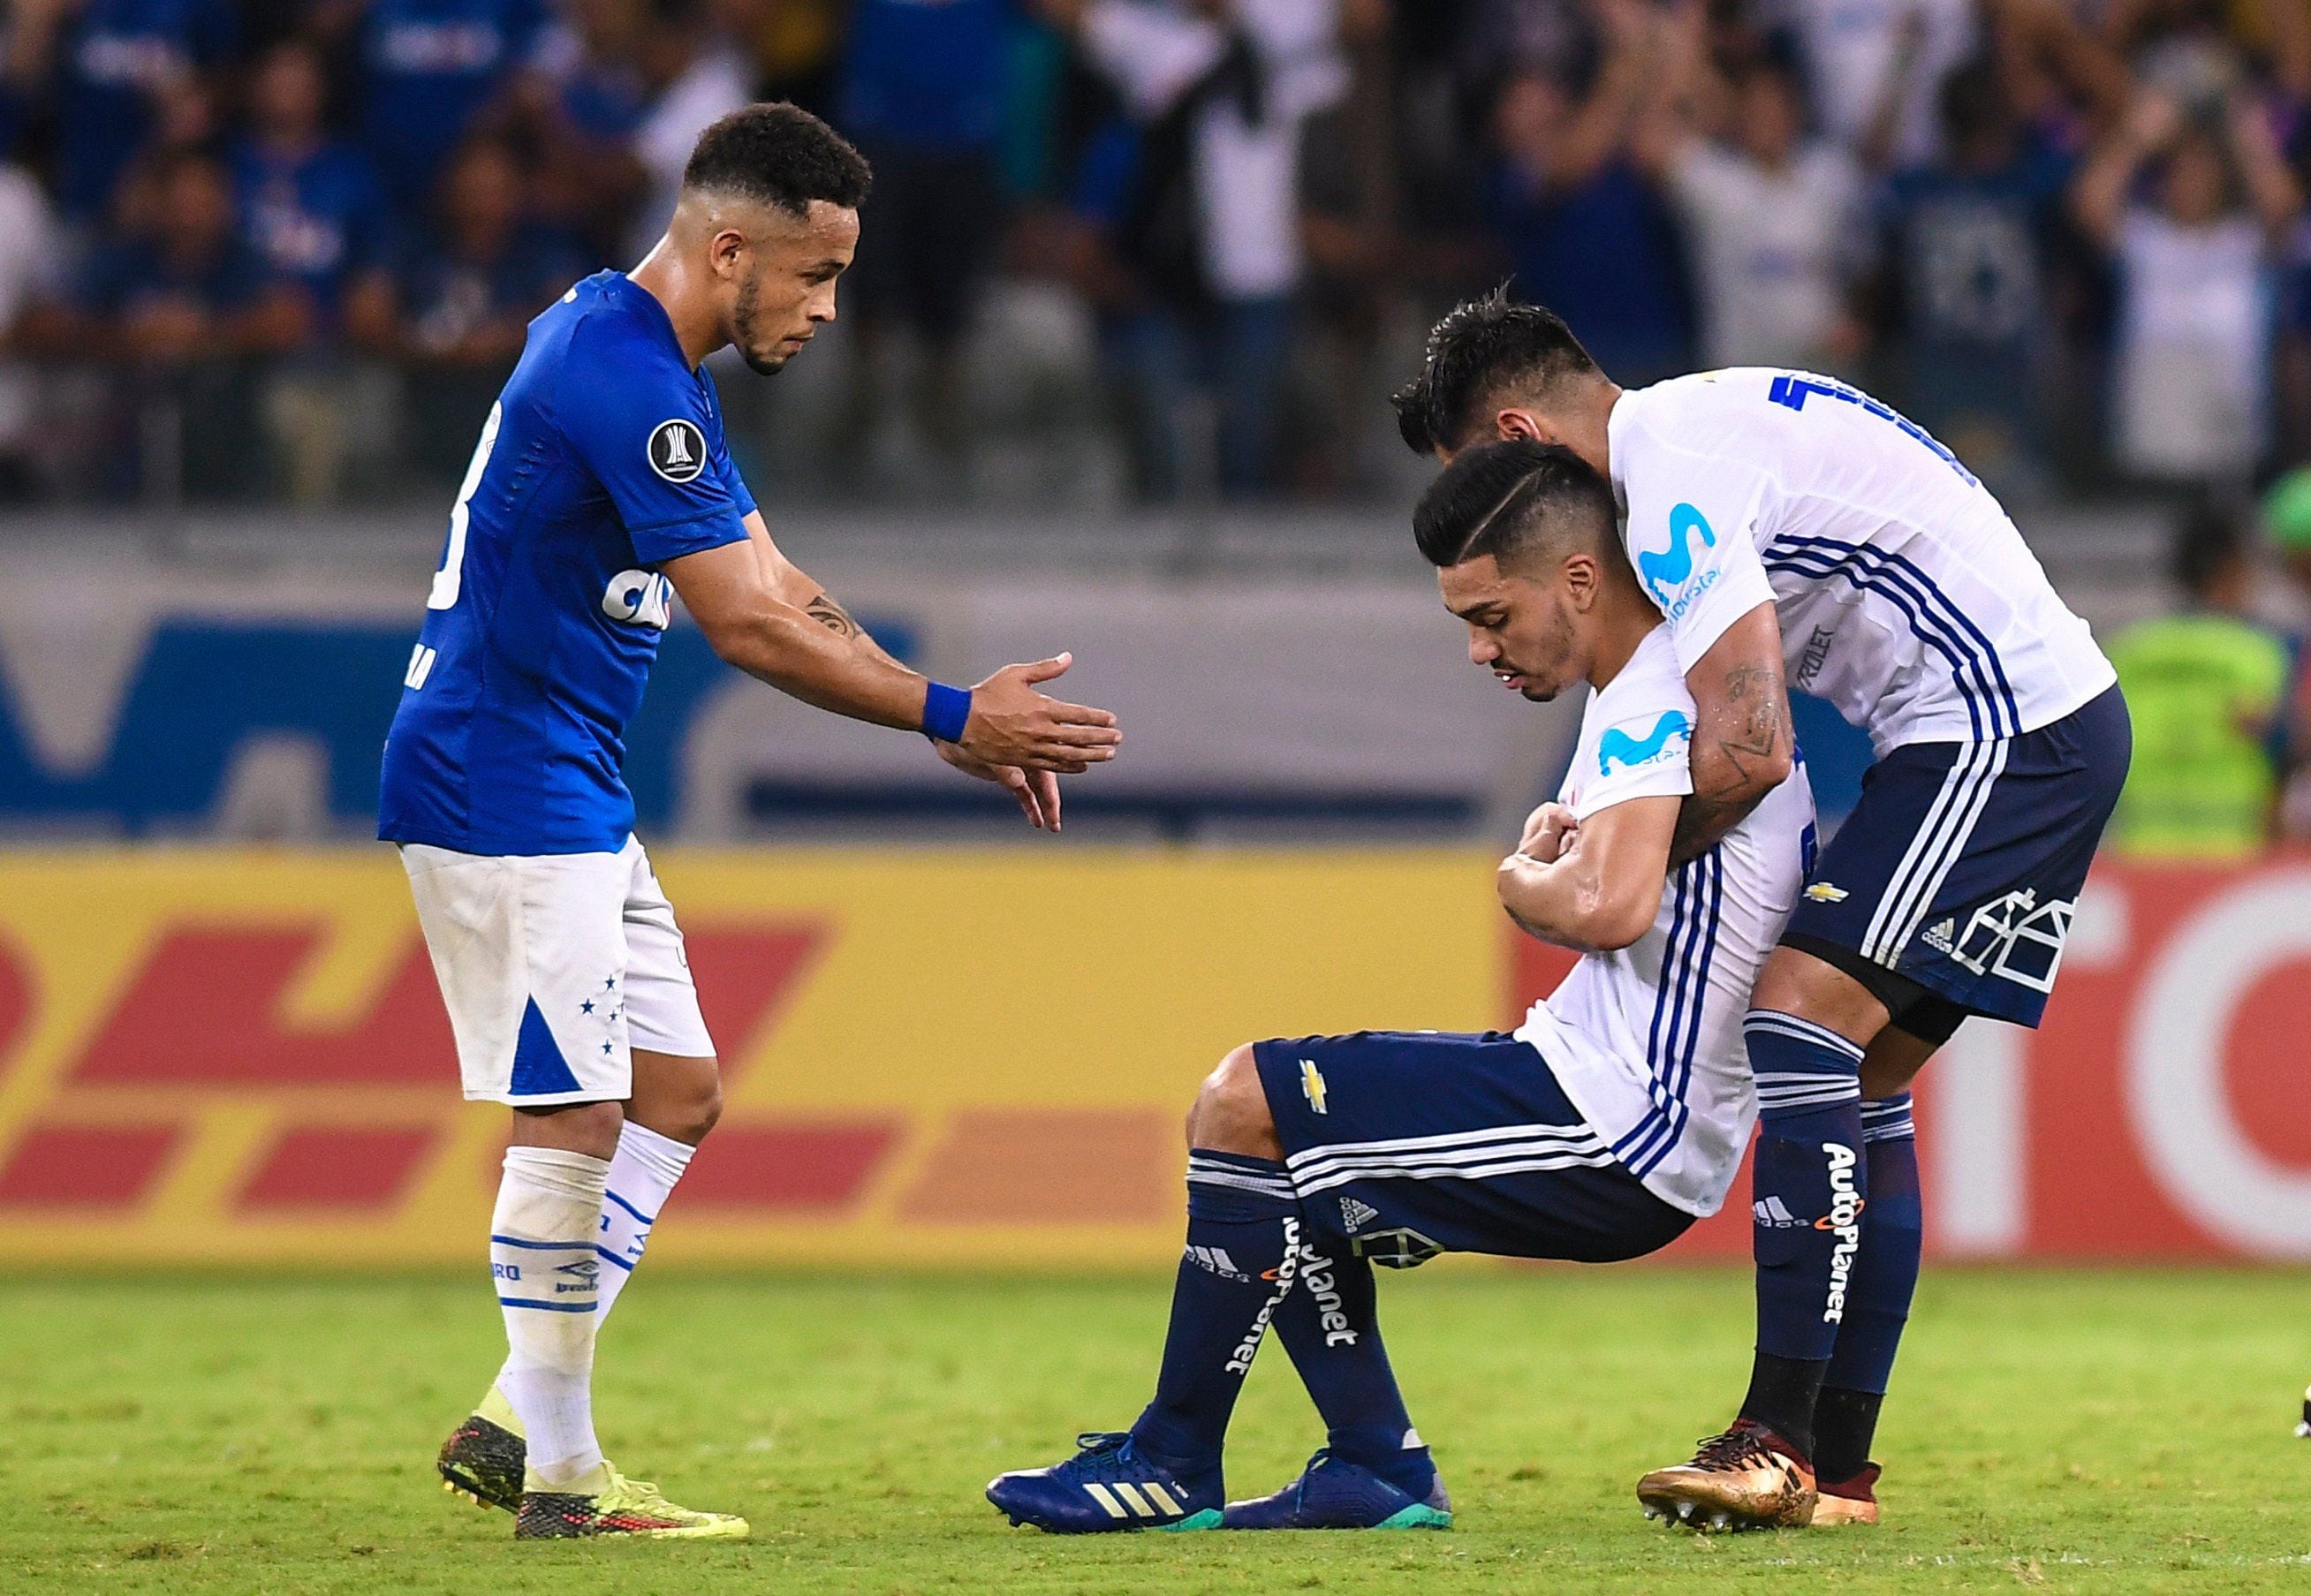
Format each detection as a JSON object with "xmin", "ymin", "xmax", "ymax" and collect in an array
[
  {"xmin": 1598, "ymin": 710, "xmax": 1692, "ymax": 775},
  {"xmin": 1638, "ymin": 503, "xmax": 1718, "ymax": 611}
]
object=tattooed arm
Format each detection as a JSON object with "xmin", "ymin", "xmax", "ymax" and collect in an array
[
  {"xmin": 714, "ymin": 511, "xmax": 1088, "ymax": 830},
  {"xmin": 1671, "ymin": 602, "xmax": 1793, "ymax": 865}
]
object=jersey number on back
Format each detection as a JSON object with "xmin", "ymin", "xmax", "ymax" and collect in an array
[
  {"xmin": 427, "ymin": 403, "xmax": 503, "ymax": 611},
  {"xmin": 1764, "ymin": 374, "xmax": 1977, "ymax": 488}
]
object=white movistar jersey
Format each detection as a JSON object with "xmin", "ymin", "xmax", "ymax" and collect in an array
[
  {"xmin": 1513, "ymin": 625, "xmax": 1814, "ymax": 1217},
  {"xmin": 1608, "ymin": 370, "xmax": 2117, "ymax": 757}
]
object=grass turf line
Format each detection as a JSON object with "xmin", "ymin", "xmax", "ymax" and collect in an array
[{"xmin": 6, "ymin": 1267, "xmax": 2306, "ymax": 1593}]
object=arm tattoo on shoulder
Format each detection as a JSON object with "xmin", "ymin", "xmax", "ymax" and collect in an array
[
  {"xmin": 1709, "ymin": 660, "xmax": 1787, "ymax": 790},
  {"xmin": 805, "ymin": 593, "xmax": 862, "ymax": 639}
]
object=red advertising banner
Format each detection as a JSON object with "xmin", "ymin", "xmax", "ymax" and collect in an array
[{"xmin": 1512, "ymin": 863, "xmax": 2311, "ymax": 1260}]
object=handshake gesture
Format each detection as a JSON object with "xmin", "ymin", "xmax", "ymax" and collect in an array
[{"xmin": 934, "ymin": 653, "xmax": 1122, "ymax": 833}]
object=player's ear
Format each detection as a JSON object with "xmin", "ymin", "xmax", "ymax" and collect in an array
[
  {"xmin": 1562, "ymin": 551, "xmax": 1601, "ymax": 610},
  {"xmin": 709, "ymin": 228, "xmax": 747, "ymax": 279},
  {"xmin": 1496, "ymin": 408, "xmax": 1549, "ymax": 444}
]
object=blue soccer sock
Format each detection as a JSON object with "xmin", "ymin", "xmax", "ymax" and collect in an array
[
  {"xmin": 1739, "ymin": 1010, "xmax": 1868, "ymax": 1455},
  {"xmin": 1817, "ymin": 1093, "xmax": 1922, "ymax": 1481},
  {"xmin": 1270, "ymin": 1232, "xmax": 1436, "ymax": 1499},
  {"xmin": 1128, "ymin": 1151, "xmax": 1301, "ymax": 1479}
]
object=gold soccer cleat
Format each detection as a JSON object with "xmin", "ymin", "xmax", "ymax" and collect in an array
[
  {"xmin": 1637, "ymin": 1420, "xmax": 1815, "ymax": 1532},
  {"xmin": 1808, "ymin": 1463, "xmax": 1881, "ymax": 1525}
]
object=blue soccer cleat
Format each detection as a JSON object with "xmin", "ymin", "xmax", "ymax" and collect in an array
[
  {"xmin": 1223, "ymin": 1449, "xmax": 1453, "ymax": 1530},
  {"xmin": 987, "ymin": 1432, "xmax": 1223, "ymax": 1533}
]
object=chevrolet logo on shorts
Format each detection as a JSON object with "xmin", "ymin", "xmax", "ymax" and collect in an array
[{"xmin": 1299, "ymin": 1060, "xmax": 1329, "ymax": 1115}]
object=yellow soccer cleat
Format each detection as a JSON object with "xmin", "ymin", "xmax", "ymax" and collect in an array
[
  {"xmin": 438, "ymin": 1385, "xmax": 527, "ymax": 1513},
  {"xmin": 514, "ymin": 1462, "xmax": 750, "ymax": 1540},
  {"xmin": 1637, "ymin": 1420, "xmax": 1815, "ymax": 1532}
]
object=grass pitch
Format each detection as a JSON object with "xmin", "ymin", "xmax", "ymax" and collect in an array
[{"xmin": 8, "ymin": 1267, "xmax": 2306, "ymax": 1593}]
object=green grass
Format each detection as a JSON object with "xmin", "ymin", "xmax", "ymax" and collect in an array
[{"xmin": 7, "ymin": 1267, "xmax": 2307, "ymax": 1593}]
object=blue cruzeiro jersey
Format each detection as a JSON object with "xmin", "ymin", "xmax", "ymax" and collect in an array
[{"xmin": 378, "ymin": 270, "xmax": 755, "ymax": 856}]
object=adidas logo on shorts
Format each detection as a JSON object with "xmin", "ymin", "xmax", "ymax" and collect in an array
[{"xmin": 1338, "ymin": 1197, "xmax": 1380, "ymax": 1234}]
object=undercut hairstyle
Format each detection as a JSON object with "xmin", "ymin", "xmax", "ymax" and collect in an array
[
  {"xmin": 1391, "ymin": 290, "xmax": 1604, "ymax": 456},
  {"xmin": 1413, "ymin": 438, "xmax": 1618, "ymax": 574},
  {"xmin": 683, "ymin": 102, "xmax": 872, "ymax": 218}
]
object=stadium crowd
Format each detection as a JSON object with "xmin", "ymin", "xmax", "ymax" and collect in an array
[{"xmin": 6, "ymin": 0, "xmax": 2311, "ymax": 511}]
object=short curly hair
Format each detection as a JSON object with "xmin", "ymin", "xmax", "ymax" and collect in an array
[
  {"xmin": 684, "ymin": 102, "xmax": 872, "ymax": 218},
  {"xmin": 1391, "ymin": 290, "xmax": 1604, "ymax": 457}
]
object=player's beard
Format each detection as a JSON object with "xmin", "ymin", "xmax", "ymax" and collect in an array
[{"xmin": 731, "ymin": 275, "xmax": 787, "ymax": 375}]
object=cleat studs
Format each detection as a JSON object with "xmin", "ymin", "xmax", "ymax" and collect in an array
[{"xmin": 1709, "ymin": 1511, "xmax": 1731, "ymax": 1532}]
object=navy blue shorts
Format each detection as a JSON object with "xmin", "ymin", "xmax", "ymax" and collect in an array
[
  {"xmin": 1251, "ymin": 1031, "xmax": 1691, "ymax": 1268},
  {"xmin": 1784, "ymin": 685, "xmax": 2130, "ymax": 1028}
]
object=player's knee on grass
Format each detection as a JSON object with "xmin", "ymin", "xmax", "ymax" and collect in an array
[
  {"xmin": 1188, "ymin": 1045, "xmax": 1282, "ymax": 1160},
  {"xmin": 510, "ymin": 1098, "xmax": 624, "ymax": 1160}
]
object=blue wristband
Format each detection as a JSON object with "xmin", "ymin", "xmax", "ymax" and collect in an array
[{"xmin": 921, "ymin": 681, "xmax": 973, "ymax": 743}]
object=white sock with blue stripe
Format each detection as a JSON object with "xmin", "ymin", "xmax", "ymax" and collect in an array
[
  {"xmin": 491, "ymin": 1146, "xmax": 610, "ymax": 1486},
  {"xmin": 593, "ymin": 1122, "xmax": 694, "ymax": 1320}
]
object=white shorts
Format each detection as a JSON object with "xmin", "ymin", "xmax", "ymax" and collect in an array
[{"xmin": 401, "ymin": 835, "xmax": 716, "ymax": 1106}]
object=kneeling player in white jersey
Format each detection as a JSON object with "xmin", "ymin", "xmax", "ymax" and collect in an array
[
  {"xmin": 984, "ymin": 442, "xmax": 1812, "ymax": 1533},
  {"xmin": 380, "ymin": 106, "xmax": 1122, "ymax": 1540},
  {"xmin": 1395, "ymin": 296, "xmax": 2130, "ymax": 1528}
]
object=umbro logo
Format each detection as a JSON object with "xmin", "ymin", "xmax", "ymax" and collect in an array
[{"xmin": 648, "ymin": 418, "xmax": 708, "ymax": 483}]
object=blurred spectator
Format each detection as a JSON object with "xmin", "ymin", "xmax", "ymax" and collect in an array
[
  {"xmin": 1877, "ymin": 59, "xmax": 2074, "ymax": 491},
  {"xmin": 1066, "ymin": 0, "xmax": 1350, "ymax": 501},
  {"xmin": 28, "ymin": 148, "xmax": 308, "ymax": 499},
  {"xmin": 1797, "ymin": 0, "xmax": 1976, "ymax": 170},
  {"xmin": 619, "ymin": 0, "xmax": 755, "ymax": 261},
  {"xmin": 346, "ymin": 136, "xmax": 584, "ymax": 483},
  {"xmin": 1656, "ymin": 39, "xmax": 1865, "ymax": 372},
  {"xmin": 234, "ymin": 40, "xmax": 391, "ymax": 321},
  {"xmin": 1488, "ymin": 0, "xmax": 1692, "ymax": 388},
  {"xmin": 2073, "ymin": 87, "xmax": 2301, "ymax": 484},
  {"xmin": 4, "ymin": 0, "xmax": 238, "ymax": 219},
  {"xmin": 832, "ymin": 0, "xmax": 1019, "ymax": 474},
  {"xmin": 2106, "ymin": 499, "xmax": 2287, "ymax": 858},
  {"xmin": 234, "ymin": 38, "xmax": 397, "ymax": 502},
  {"xmin": 357, "ymin": 0, "xmax": 549, "ymax": 208},
  {"xmin": 0, "ymin": 144, "xmax": 58, "ymax": 500},
  {"xmin": 506, "ymin": 0, "xmax": 651, "ymax": 251}
]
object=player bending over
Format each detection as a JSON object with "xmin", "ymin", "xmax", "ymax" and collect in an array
[
  {"xmin": 984, "ymin": 441, "xmax": 1810, "ymax": 1533},
  {"xmin": 1395, "ymin": 296, "xmax": 2129, "ymax": 1529},
  {"xmin": 378, "ymin": 104, "xmax": 1122, "ymax": 1541}
]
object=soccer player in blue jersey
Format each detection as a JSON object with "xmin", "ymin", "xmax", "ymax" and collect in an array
[{"xmin": 379, "ymin": 103, "xmax": 1123, "ymax": 1540}]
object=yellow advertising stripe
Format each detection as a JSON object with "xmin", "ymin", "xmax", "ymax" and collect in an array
[{"xmin": 0, "ymin": 847, "xmax": 1512, "ymax": 1269}]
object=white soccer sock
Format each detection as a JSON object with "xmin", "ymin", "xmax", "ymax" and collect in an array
[
  {"xmin": 491, "ymin": 1146, "xmax": 611, "ymax": 1486},
  {"xmin": 593, "ymin": 1120, "xmax": 695, "ymax": 1320}
]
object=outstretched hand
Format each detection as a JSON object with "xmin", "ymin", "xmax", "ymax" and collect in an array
[{"xmin": 957, "ymin": 654, "xmax": 1122, "ymax": 774}]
